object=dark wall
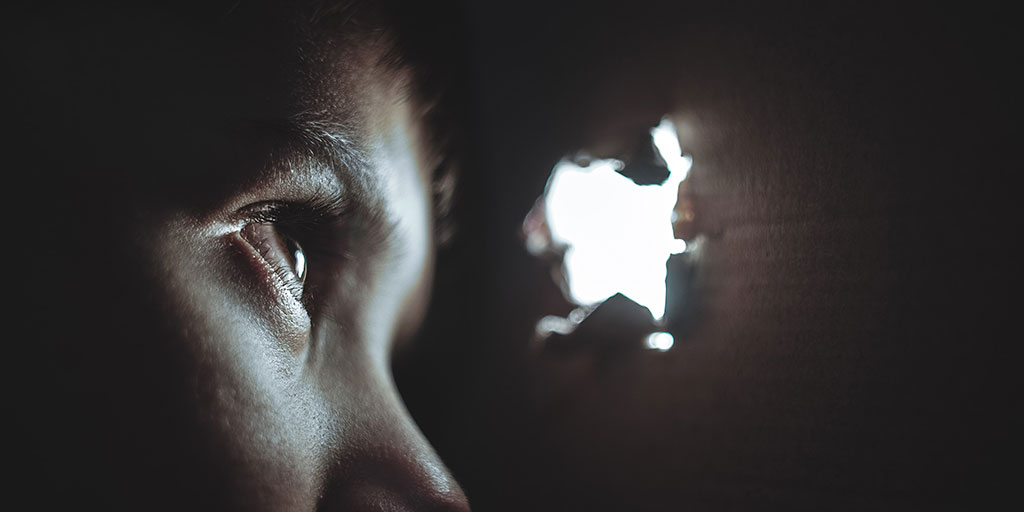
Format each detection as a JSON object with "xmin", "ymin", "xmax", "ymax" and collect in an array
[{"xmin": 397, "ymin": 1, "xmax": 1019, "ymax": 510}]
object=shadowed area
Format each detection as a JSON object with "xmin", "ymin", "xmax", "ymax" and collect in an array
[{"xmin": 396, "ymin": 1, "xmax": 1018, "ymax": 510}]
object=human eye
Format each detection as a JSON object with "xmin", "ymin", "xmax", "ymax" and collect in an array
[
  {"xmin": 235, "ymin": 196, "xmax": 351, "ymax": 314},
  {"xmin": 240, "ymin": 220, "xmax": 308, "ymax": 303}
]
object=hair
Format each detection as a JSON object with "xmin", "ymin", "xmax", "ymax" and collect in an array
[{"xmin": 307, "ymin": 0, "xmax": 468, "ymax": 245}]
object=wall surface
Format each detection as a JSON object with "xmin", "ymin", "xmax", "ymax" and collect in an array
[{"xmin": 397, "ymin": 2, "xmax": 1019, "ymax": 510}]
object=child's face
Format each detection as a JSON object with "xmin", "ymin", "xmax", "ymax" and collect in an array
[{"xmin": 16, "ymin": 5, "xmax": 468, "ymax": 510}]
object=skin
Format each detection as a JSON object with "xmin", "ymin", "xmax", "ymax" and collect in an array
[{"xmin": 9, "ymin": 3, "xmax": 468, "ymax": 510}]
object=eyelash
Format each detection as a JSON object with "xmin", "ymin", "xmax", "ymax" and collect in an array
[{"xmin": 238, "ymin": 196, "xmax": 352, "ymax": 304}]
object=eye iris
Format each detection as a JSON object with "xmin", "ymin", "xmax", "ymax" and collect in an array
[
  {"xmin": 239, "ymin": 222, "xmax": 308, "ymax": 290},
  {"xmin": 289, "ymin": 238, "xmax": 306, "ymax": 283}
]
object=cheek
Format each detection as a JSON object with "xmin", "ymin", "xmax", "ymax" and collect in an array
[
  {"xmin": 225, "ymin": 232, "xmax": 312, "ymax": 352},
  {"xmin": 146, "ymin": 220, "xmax": 331, "ymax": 509}
]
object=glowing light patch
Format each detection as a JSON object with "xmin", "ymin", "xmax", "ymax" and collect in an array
[
  {"xmin": 651, "ymin": 119, "xmax": 691, "ymax": 179},
  {"xmin": 542, "ymin": 119, "xmax": 691, "ymax": 320},
  {"xmin": 645, "ymin": 331, "xmax": 675, "ymax": 351},
  {"xmin": 536, "ymin": 315, "xmax": 578, "ymax": 336}
]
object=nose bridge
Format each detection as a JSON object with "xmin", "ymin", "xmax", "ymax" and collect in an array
[{"xmin": 319, "ymin": 372, "xmax": 470, "ymax": 511}]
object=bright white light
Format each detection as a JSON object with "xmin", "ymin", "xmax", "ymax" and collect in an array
[
  {"xmin": 536, "ymin": 315, "xmax": 577, "ymax": 336},
  {"xmin": 645, "ymin": 331, "xmax": 675, "ymax": 351},
  {"xmin": 567, "ymin": 308, "xmax": 588, "ymax": 324},
  {"xmin": 670, "ymin": 238, "xmax": 688, "ymax": 254},
  {"xmin": 651, "ymin": 118, "xmax": 692, "ymax": 179},
  {"xmin": 542, "ymin": 118, "xmax": 691, "ymax": 320}
]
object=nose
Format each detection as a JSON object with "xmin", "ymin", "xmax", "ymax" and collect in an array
[
  {"xmin": 320, "ymin": 450, "xmax": 469, "ymax": 511},
  {"xmin": 317, "ymin": 382, "xmax": 471, "ymax": 511}
]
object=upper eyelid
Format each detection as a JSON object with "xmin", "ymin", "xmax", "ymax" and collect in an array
[
  {"xmin": 234, "ymin": 197, "xmax": 354, "ymax": 259},
  {"xmin": 196, "ymin": 119, "xmax": 397, "ymax": 252},
  {"xmin": 198, "ymin": 161, "xmax": 346, "ymax": 233},
  {"xmin": 234, "ymin": 195, "xmax": 350, "ymax": 225},
  {"xmin": 196, "ymin": 118, "xmax": 355, "ymax": 224}
]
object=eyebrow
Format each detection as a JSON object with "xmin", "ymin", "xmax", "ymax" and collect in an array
[
  {"xmin": 283, "ymin": 112, "xmax": 367, "ymax": 174},
  {"xmin": 273, "ymin": 113, "xmax": 397, "ymax": 245}
]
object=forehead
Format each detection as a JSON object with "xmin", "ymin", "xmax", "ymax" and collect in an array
[
  {"xmin": 26, "ymin": 4, "xmax": 412, "ymax": 199},
  {"xmin": 131, "ymin": 7, "xmax": 398, "ymax": 125}
]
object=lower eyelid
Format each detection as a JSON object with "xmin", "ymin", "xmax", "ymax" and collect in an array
[
  {"xmin": 242, "ymin": 223, "xmax": 308, "ymax": 294},
  {"xmin": 223, "ymin": 230, "xmax": 312, "ymax": 354},
  {"xmin": 231, "ymin": 240, "xmax": 315, "ymax": 357},
  {"xmin": 236, "ymin": 226, "xmax": 308, "ymax": 310}
]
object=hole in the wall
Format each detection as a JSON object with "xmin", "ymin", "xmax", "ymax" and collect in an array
[{"xmin": 524, "ymin": 118, "xmax": 693, "ymax": 333}]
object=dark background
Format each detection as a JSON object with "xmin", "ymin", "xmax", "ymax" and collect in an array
[{"xmin": 396, "ymin": 1, "xmax": 1020, "ymax": 510}]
